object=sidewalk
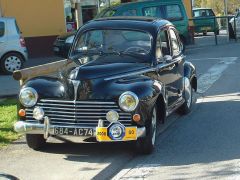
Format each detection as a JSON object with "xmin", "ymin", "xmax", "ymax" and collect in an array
[{"xmin": 0, "ymin": 56, "xmax": 63, "ymax": 98}]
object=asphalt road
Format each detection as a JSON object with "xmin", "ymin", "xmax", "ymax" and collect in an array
[{"xmin": 0, "ymin": 42, "xmax": 240, "ymax": 179}]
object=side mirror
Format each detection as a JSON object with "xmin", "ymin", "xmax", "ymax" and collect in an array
[{"xmin": 163, "ymin": 55, "xmax": 173, "ymax": 63}]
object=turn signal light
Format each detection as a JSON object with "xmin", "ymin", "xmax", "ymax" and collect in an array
[
  {"xmin": 18, "ymin": 109, "xmax": 26, "ymax": 117},
  {"xmin": 133, "ymin": 114, "xmax": 141, "ymax": 122}
]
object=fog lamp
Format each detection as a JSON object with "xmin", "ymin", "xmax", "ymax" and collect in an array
[
  {"xmin": 106, "ymin": 110, "xmax": 119, "ymax": 122},
  {"xmin": 109, "ymin": 123, "xmax": 125, "ymax": 140},
  {"xmin": 33, "ymin": 107, "xmax": 45, "ymax": 120}
]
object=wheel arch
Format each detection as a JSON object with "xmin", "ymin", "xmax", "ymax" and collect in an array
[
  {"xmin": 155, "ymin": 93, "xmax": 166, "ymax": 124},
  {"xmin": 190, "ymin": 75, "xmax": 197, "ymax": 92},
  {"xmin": 0, "ymin": 51, "xmax": 26, "ymax": 62},
  {"xmin": 184, "ymin": 61, "xmax": 197, "ymax": 92}
]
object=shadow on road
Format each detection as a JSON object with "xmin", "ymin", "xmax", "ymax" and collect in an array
[{"xmin": 117, "ymin": 92, "xmax": 240, "ymax": 179}]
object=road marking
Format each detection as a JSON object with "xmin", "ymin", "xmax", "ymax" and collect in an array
[
  {"xmin": 197, "ymin": 57, "xmax": 238, "ymax": 93},
  {"xmin": 196, "ymin": 93, "xmax": 240, "ymax": 104},
  {"xmin": 112, "ymin": 164, "xmax": 161, "ymax": 180},
  {"xmin": 189, "ymin": 57, "xmax": 238, "ymax": 61}
]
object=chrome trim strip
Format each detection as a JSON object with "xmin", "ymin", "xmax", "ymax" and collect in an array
[
  {"xmin": 104, "ymin": 67, "xmax": 156, "ymax": 81},
  {"xmin": 40, "ymin": 110, "xmax": 130, "ymax": 116},
  {"xmin": 28, "ymin": 107, "xmax": 121, "ymax": 111},
  {"xmin": 40, "ymin": 99, "xmax": 116, "ymax": 104},
  {"xmin": 37, "ymin": 103, "xmax": 118, "ymax": 108}
]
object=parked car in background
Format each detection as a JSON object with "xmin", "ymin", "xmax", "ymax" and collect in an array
[
  {"xmin": 54, "ymin": 0, "xmax": 190, "ymax": 58},
  {"xmin": 15, "ymin": 17, "xmax": 197, "ymax": 154},
  {"xmin": 229, "ymin": 11, "xmax": 240, "ymax": 38},
  {"xmin": 193, "ymin": 8, "xmax": 219, "ymax": 36},
  {"xmin": 0, "ymin": 17, "xmax": 28, "ymax": 74},
  {"xmin": 53, "ymin": 32, "xmax": 75, "ymax": 58},
  {"xmin": 96, "ymin": 0, "xmax": 190, "ymax": 45}
]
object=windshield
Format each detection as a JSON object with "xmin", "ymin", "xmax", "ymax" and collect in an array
[{"xmin": 71, "ymin": 29, "xmax": 152, "ymax": 64}]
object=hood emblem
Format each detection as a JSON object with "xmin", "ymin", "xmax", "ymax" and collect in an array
[{"xmin": 71, "ymin": 80, "xmax": 80, "ymax": 101}]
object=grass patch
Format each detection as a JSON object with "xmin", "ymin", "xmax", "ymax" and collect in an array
[{"xmin": 0, "ymin": 98, "xmax": 21, "ymax": 148}]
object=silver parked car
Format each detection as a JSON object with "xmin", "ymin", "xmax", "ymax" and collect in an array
[{"xmin": 0, "ymin": 17, "xmax": 28, "ymax": 74}]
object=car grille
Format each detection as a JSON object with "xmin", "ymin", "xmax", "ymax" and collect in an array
[{"xmin": 25, "ymin": 99, "xmax": 132, "ymax": 127}]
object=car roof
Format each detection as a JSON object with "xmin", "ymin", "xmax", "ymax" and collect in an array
[
  {"xmin": 80, "ymin": 16, "xmax": 172, "ymax": 35},
  {"xmin": 111, "ymin": 0, "xmax": 182, "ymax": 9}
]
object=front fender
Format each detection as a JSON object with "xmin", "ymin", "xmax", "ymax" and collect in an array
[
  {"xmin": 184, "ymin": 61, "xmax": 197, "ymax": 91},
  {"xmin": 22, "ymin": 77, "xmax": 66, "ymax": 99}
]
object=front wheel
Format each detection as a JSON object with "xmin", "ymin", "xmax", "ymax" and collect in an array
[
  {"xmin": 135, "ymin": 107, "xmax": 157, "ymax": 154},
  {"xmin": 178, "ymin": 77, "xmax": 193, "ymax": 115},
  {"xmin": 26, "ymin": 134, "xmax": 46, "ymax": 150}
]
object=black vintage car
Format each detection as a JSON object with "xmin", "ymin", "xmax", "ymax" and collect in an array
[{"xmin": 14, "ymin": 17, "xmax": 197, "ymax": 154}]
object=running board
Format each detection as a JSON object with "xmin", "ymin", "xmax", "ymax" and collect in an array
[{"xmin": 166, "ymin": 97, "xmax": 185, "ymax": 117}]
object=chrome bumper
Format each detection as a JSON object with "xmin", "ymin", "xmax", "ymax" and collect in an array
[{"xmin": 14, "ymin": 117, "xmax": 146, "ymax": 140}]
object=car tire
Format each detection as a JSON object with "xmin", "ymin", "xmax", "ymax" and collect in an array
[
  {"xmin": 0, "ymin": 52, "xmax": 24, "ymax": 74},
  {"xmin": 178, "ymin": 77, "xmax": 193, "ymax": 115},
  {"xmin": 135, "ymin": 106, "xmax": 157, "ymax": 154},
  {"xmin": 26, "ymin": 134, "xmax": 46, "ymax": 150},
  {"xmin": 229, "ymin": 24, "xmax": 235, "ymax": 39}
]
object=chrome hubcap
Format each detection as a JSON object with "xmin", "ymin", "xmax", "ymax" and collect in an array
[
  {"xmin": 4, "ymin": 56, "xmax": 22, "ymax": 72},
  {"xmin": 184, "ymin": 77, "xmax": 192, "ymax": 108},
  {"xmin": 151, "ymin": 108, "xmax": 157, "ymax": 145}
]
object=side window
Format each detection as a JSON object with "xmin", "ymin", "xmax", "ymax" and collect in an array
[
  {"xmin": 0, "ymin": 22, "xmax": 5, "ymax": 37},
  {"xmin": 159, "ymin": 30, "xmax": 171, "ymax": 56},
  {"xmin": 121, "ymin": 9, "xmax": 137, "ymax": 16},
  {"xmin": 207, "ymin": 9, "xmax": 215, "ymax": 16},
  {"xmin": 143, "ymin": 6, "xmax": 159, "ymax": 17},
  {"xmin": 102, "ymin": 9, "xmax": 116, "ymax": 17},
  {"xmin": 156, "ymin": 33, "xmax": 162, "ymax": 60},
  {"xmin": 169, "ymin": 29, "xmax": 180, "ymax": 56},
  {"xmin": 163, "ymin": 5, "xmax": 183, "ymax": 21}
]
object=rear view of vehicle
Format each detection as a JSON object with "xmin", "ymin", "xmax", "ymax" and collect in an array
[
  {"xmin": 0, "ymin": 17, "xmax": 28, "ymax": 74},
  {"xmin": 193, "ymin": 8, "xmax": 219, "ymax": 36}
]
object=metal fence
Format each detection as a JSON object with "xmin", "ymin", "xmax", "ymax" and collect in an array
[{"xmin": 189, "ymin": 16, "xmax": 237, "ymax": 47}]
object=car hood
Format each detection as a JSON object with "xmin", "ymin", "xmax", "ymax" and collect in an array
[{"xmin": 68, "ymin": 55, "xmax": 151, "ymax": 80}]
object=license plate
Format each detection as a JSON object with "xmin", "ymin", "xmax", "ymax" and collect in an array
[
  {"xmin": 53, "ymin": 47, "xmax": 60, "ymax": 52},
  {"xmin": 54, "ymin": 127, "xmax": 94, "ymax": 136},
  {"xmin": 96, "ymin": 127, "xmax": 137, "ymax": 142}
]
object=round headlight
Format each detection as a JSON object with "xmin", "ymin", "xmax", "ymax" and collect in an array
[
  {"xmin": 19, "ymin": 87, "xmax": 38, "ymax": 107},
  {"xmin": 33, "ymin": 107, "xmax": 45, "ymax": 120},
  {"xmin": 119, "ymin": 91, "xmax": 139, "ymax": 112}
]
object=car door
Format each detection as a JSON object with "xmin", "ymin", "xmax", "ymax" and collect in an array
[
  {"xmin": 0, "ymin": 20, "xmax": 7, "ymax": 54},
  {"xmin": 155, "ymin": 28, "xmax": 180, "ymax": 107},
  {"xmin": 168, "ymin": 28, "xmax": 184, "ymax": 102}
]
